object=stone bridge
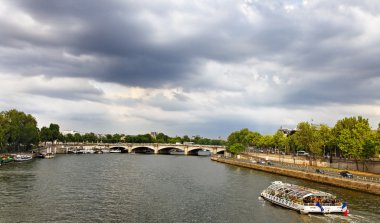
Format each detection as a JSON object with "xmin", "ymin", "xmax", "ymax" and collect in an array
[{"xmin": 49, "ymin": 143, "xmax": 226, "ymax": 155}]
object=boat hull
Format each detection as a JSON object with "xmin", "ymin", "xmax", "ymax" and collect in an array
[{"xmin": 14, "ymin": 155, "xmax": 33, "ymax": 162}]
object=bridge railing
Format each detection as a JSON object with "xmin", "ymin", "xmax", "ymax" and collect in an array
[{"xmin": 55, "ymin": 142, "xmax": 225, "ymax": 148}]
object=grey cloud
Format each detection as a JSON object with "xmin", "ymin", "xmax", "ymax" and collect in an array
[
  {"xmin": 146, "ymin": 94, "xmax": 192, "ymax": 112},
  {"xmin": 26, "ymin": 86, "xmax": 104, "ymax": 102},
  {"xmin": 1, "ymin": 0, "xmax": 380, "ymax": 107}
]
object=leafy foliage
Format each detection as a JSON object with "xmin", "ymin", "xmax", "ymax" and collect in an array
[
  {"xmin": 335, "ymin": 118, "xmax": 372, "ymax": 159},
  {"xmin": 0, "ymin": 109, "xmax": 39, "ymax": 152},
  {"xmin": 228, "ymin": 143, "xmax": 245, "ymax": 155},
  {"xmin": 294, "ymin": 122, "xmax": 323, "ymax": 156},
  {"xmin": 226, "ymin": 128, "xmax": 262, "ymax": 154},
  {"xmin": 273, "ymin": 130, "xmax": 286, "ymax": 151}
]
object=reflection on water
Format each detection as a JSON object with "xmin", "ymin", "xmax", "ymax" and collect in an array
[{"xmin": 0, "ymin": 154, "xmax": 378, "ymax": 222}]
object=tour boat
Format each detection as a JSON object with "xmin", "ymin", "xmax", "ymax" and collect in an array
[
  {"xmin": 109, "ymin": 149, "xmax": 121, "ymax": 153},
  {"xmin": 14, "ymin": 154, "xmax": 33, "ymax": 162},
  {"xmin": 261, "ymin": 181, "xmax": 349, "ymax": 215}
]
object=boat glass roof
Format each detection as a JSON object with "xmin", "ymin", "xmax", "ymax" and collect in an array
[{"xmin": 267, "ymin": 182, "xmax": 334, "ymax": 198}]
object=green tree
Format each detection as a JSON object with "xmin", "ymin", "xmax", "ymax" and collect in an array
[
  {"xmin": 334, "ymin": 116, "xmax": 373, "ymax": 170},
  {"xmin": 228, "ymin": 143, "xmax": 245, "ymax": 155},
  {"xmin": 182, "ymin": 135, "xmax": 191, "ymax": 143},
  {"xmin": 294, "ymin": 122, "xmax": 322, "ymax": 156},
  {"xmin": 250, "ymin": 132, "xmax": 262, "ymax": 148},
  {"xmin": 273, "ymin": 130, "xmax": 285, "ymax": 153},
  {"xmin": 40, "ymin": 126, "xmax": 52, "ymax": 143},
  {"xmin": 49, "ymin": 123, "xmax": 60, "ymax": 142},
  {"xmin": 373, "ymin": 123, "xmax": 380, "ymax": 158},
  {"xmin": 112, "ymin": 134, "xmax": 122, "ymax": 143},
  {"xmin": 0, "ymin": 120, "xmax": 6, "ymax": 150},
  {"xmin": 64, "ymin": 133, "xmax": 74, "ymax": 142},
  {"xmin": 83, "ymin": 132, "xmax": 98, "ymax": 143},
  {"xmin": 0, "ymin": 109, "xmax": 39, "ymax": 152},
  {"xmin": 210, "ymin": 139, "xmax": 226, "ymax": 146},
  {"xmin": 319, "ymin": 124, "xmax": 333, "ymax": 157},
  {"xmin": 156, "ymin": 132, "xmax": 169, "ymax": 143},
  {"xmin": 74, "ymin": 133, "xmax": 83, "ymax": 142},
  {"xmin": 362, "ymin": 131, "xmax": 378, "ymax": 160},
  {"xmin": 168, "ymin": 136, "xmax": 182, "ymax": 144},
  {"xmin": 258, "ymin": 135, "xmax": 274, "ymax": 151},
  {"xmin": 40, "ymin": 123, "xmax": 60, "ymax": 144},
  {"xmin": 227, "ymin": 128, "xmax": 257, "ymax": 153}
]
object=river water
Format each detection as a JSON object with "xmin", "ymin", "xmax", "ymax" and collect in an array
[{"xmin": 0, "ymin": 154, "xmax": 379, "ymax": 223}]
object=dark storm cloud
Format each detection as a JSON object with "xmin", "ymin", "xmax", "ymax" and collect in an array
[
  {"xmin": 1, "ymin": 0, "xmax": 199, "ymax": 87},
  {"xmin": 26, "ymin": 86, "xmax": 104, "ymax": 102},
  {"xmin": 0, "ymin": 0, "xmax": 271, "ymax": 86},
  {"xmin": 1, "ymin": 0, "xmax": 380, "ymax": 107}
]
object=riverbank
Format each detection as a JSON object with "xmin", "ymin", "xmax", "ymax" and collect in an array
[
  {"xmin": 245, "ymin": 152, "xmax": 380, "ymax": 178},
  {"xmin": 211, "ymin": 156, "xmax": 380, "ymax": 196},
  {"xmin": 247, "ymin": 152, "xmax": 380, "ymax": 174}
]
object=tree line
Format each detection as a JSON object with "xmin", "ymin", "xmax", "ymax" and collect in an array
[
  {"xmin": 2, "ymin": 108, "xmax": 380, "ymax": 167},
  {"xmin": 59, "ymin": 132, "xmax": 225, "ymax": 146},
  {"xmin": 226, "ymin": 117, "xmax": 380, "ymax": 170},
  {"xmin": 0, "ymin": 109, "xmax": 225, "ymax": 153}
]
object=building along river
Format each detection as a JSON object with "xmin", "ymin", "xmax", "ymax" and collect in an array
[{"xmin": 0, "ymin": 154, "xmax": 379, "ymax": 222}]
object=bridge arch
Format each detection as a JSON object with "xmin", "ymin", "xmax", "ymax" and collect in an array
[
  {"xmin": 187, "ymin": 147, "xmax": 211, "ymax": 155},
  {"xmin": 131, "ymin": 146, "xmax": 155, "ymax": 154},
  {"xmin": 57, "ymin": 142, "xmax": 226, "ymax": 155},
  {"xmin": 157, "ymin": 146, "xmax": 184, "ymax": 154},
  {"xmin": 216, "ymin": 150, "xmax": 225, "ymax": 154},
  {"xmin": 109, "ymin": 146, "xmax": 129, "ymax": 153}
]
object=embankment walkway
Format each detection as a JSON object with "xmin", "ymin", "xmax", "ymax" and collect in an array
[{"xmin": 211, "ymin": 156, "xmax": 380, "ymax": 196}]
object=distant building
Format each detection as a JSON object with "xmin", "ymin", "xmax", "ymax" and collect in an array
[{"xmin": 278, "ymin": 127, "xmax": 297, "ymax": 136}]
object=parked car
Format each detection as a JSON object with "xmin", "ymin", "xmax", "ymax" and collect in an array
[
  {"xmin": 257, "ymin": 160, "xmax": 266, "ymax": 164},
  {"xmin": 340, "ymin": 171, "xmax": 353, "ymax": 178},
  {"xmin": 267, "ymin": 161, "xmax": 274, "ymax": 166},
  {"xmin": 296, "ymin": 151, "xmax": 309, "ymax": 156},
  {"xmin": 315, "ymin": 169, "xmax": 325, "ymax": 174}
]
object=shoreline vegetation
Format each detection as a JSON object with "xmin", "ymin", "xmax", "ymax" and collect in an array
[
  {"xmin": 225, "ymin": 118, "xmax": 380, "ymax": 171},
  {"xmin": 1, "ymin": 108, "xmax": 380, "ymax": 172}
]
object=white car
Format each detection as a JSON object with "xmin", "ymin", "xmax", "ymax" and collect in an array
[{"xmin": 296, "ymin": 151, "xmax": 309, "ymax": 156}]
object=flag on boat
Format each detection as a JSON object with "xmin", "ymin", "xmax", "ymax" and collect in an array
[
  {"xmin": 316, "ymin": 201, "xmax": 324, "ymax": 212},
  {"xmin": 341, "ymin": 202, "xmax": 348, "ymax": 216}
]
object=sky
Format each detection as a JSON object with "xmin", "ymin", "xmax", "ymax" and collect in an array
[{"xmin": 1, "ymin": 0, "xmax": 380, "ymax": 138}]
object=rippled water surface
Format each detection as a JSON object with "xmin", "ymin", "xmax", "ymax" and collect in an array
[{"xmin": 0, "ymin": 154, "xmax": 379, "ymax": 222}]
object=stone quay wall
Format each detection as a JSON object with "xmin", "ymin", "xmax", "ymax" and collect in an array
[
  {"xmin": 211, "ymin": 156, "xmax": 380, "ymax": 196},
  {"xmin": 248, "ymin": 152, "xmax": 380, "ymax": 174}
]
